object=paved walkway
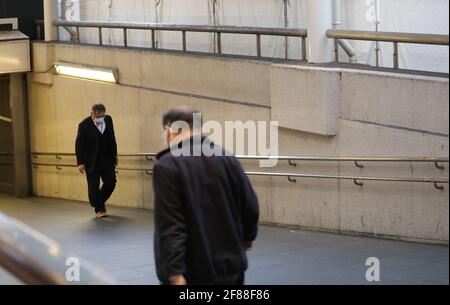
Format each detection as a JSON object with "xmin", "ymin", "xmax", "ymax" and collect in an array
[{"xmin": 0, "ymin": 194, "xmax": 448, "ymax": 285}]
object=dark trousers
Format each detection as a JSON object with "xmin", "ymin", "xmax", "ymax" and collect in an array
[{"xmin": 86, "ymin": 165, "xmax": 116, "ymax": 213}]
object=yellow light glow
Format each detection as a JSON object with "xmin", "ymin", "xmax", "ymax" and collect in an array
[{"xmin": 54, "ymin": 62, "xmax": 118, "ymax": 84}]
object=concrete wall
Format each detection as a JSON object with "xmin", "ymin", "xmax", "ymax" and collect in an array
[
  {"xmin": 0, "ymin": 77, "xmax": 13, "ymax": 193},
  {"xmin": 27, "ymin": 42, "xmax": 449, "ymax": 244}
]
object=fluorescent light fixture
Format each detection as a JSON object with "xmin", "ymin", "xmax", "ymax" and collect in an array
[{"xmin": 54, "ymin": 62, "xmax": 118, "ymax": 84}]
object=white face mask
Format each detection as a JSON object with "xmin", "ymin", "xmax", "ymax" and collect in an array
[{"xmin": 94, "ymin": 117, "xmax": 105, "ymax": 125}]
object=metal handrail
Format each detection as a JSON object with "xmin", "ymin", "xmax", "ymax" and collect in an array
[
  {"xmin": 35, "ymin": 19, "xmax": 77, "ymax": 42},
  {"xmin": 326, "ymin": 30, "xmax": 449, "ymax": 45},
  {"xmin": 38, "ymin": 20, "xmax": 308, "ymax": 60},
  {"xmin": 235, "ymin": 155, "xmax": 449, "ymax": 163},
  {"xmin": 30, "ymin": 151, "xmax": 449, "ymax": 163},
  {"xmin": 326, "ymin": 29, "xmax": 450, "ymax": 69},
  {"xmin": 30, "ymin": 154, "xmax": 449, "ymax": 190},
  {"xmin": 32, "ymin": 162, "xmax": 154, "ymax": 176},
  {"xmin": 246, "ymin": 171, "xmax": 448, "ymax": 185},
  {"xmin": 0, "ymin": 213, "xmax": 114, "ymax": 285}
]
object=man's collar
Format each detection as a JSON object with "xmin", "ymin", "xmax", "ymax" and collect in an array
[
  {"xmin": 156, "ymin": 147, "xmax": 171, "ymax": 160},
  {"xmin": 156, "ymin": 136, "xmax": 211, "ymax": 160}
]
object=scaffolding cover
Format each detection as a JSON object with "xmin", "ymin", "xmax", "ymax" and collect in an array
[{"xmin": 62, "ymin": 0, "xmax": 449, "ymax": 72}]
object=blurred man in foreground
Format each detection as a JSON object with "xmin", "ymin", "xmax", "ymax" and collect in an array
[{"xmin": 153, "ymin": 106, "xmax": 259, "ymax": 285}]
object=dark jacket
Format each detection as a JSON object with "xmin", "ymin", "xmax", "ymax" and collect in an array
[
  {"xmin": 153, "ymin": 136, "xmax": 259, "ymax": 284},
  {"xmin": 75, "ymin": 115, "xmax": 117, "ymax": 172}
]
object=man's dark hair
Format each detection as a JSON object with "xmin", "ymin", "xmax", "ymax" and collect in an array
[
  {"xmin": 92, "ymin": 103, "xmax": 106, "ymax": 113},
  {"xmin": 162, "ymin": 106, "xmax": 202, "ymax": 129}
]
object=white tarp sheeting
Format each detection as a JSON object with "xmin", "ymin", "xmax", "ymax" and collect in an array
[{"xmin": 62, "ymin": 0, "xmax": 449, "ymax": 72}]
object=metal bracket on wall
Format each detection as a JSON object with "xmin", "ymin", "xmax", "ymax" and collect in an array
[
  {"xmin": 288, "ymin": 160, "xmax": 297, "ymax": 167},
  {"xmin": 287, "ymin": 176, "xmax": 297, "ymax": 183},
  {"xmin": 145, "ymin": 156, "xmax": 153, "ymax": 161},
  {"xmin": 434, "ymin": 182, "xmax": 444, "ymax": 190},
  {"xmin": 435, "ymin": 162, "xmax": 445, "ymax": 170},
  {"xmin": 145, "ymin": 170, "xmax": 153, "ymax": 176},
  {"xmin": 353, "ymin": 179, "xmax": 364, "ymax": 186},
  {"xmin": 354, "ymin": 161, "xmax": 364, "ymax": 169}
]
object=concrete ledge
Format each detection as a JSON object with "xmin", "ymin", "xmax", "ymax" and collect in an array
[
  {"xmin": 341, "ymin": 69, "xmax": 449, "ymax": 136},
  {"xmin": 271, "ymin": 64, "xmax": 341, "ymax": 136}
]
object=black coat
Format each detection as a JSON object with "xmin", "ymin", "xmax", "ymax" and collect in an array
[
  {"xmin": 153, "ymin": 136, "xmax": 259, "ymax": 284},
  {"xmin": 75, "ymin": 115, "xmax": 117, "ymax": 172}
]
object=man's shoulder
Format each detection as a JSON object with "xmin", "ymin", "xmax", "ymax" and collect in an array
[
  {"xmin": 79, "ymin": 116, "xmax": 92, "ymax": 126},
  {"xmin": 155, "ymin": 149, "xmax": 177, "ymax": 168}
]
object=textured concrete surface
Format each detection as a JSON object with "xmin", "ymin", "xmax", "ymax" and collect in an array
[
  {"xmin": 341, "ymin": 69, "xmax": 449, "ymax": 135},
  {"xmin": 0, "ymin": 194, "xmax": 448, "ymax": 285},
  {"xmin": 271, "ymin": 64, "xmax": 341, "ymax": 135}
]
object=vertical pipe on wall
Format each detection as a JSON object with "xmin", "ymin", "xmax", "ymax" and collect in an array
[
  {"xmin": 333, "ymin": 0, "xmax": 357, "ymax": 63},
  {"xmin": 44, "ymin": 0, "xmax": 58, "ymax": 41},
  {"xmin": 306, "ymin": 0, "xmax": 333, "ymax": 63}
]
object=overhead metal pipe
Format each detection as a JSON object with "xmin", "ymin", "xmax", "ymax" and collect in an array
[
  {"xmin": 306, "ymin": 0, "xmax": 334, "ymax": 63},
  {"xmin": 332, "ymin": 0, "xmax": 357, "ymax": 63}
]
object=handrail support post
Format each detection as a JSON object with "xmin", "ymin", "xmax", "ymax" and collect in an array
[
  {"xmin": 256, "ymin": 34, "xmax": 262, "ymax": 57},
  {"xmin": 182, "ymin": 30, "xmax": 187, "ymax": 52},
  {"xmin": 76, "ymin": 26, "xmax": 80, "ymax": 43},
  {"xmin": 98, "ymin": 27, "xmax": 103, "ymax": 45},
  {"xmin": 334, "ymin": 38, "xmax": 339, "ymax": 63},
  {"xmin": 151, "ymin": 29, "xmax": 156, "ymax": 49},
  {"xmin": 393, "ymin": 41, "xmax": 399, "ymax": 69},
  {"xmin": 301, "ymin": 36, "xmax": 307, "ymax": 61},
  {"xmin": 217, "ymin": 32, "xmax": 222, "ymax": 54}
]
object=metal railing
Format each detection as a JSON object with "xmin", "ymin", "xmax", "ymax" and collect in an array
[
  {"xmin": 35, "ymin": 19, "xmax": 77, "ymax": 42},
  {"xmin": 47, "ymin": 20, "xmax": 308, "ymax": 60},
  {"xmin": 34, "ymin": 20, "xmax": 450, "ymax": 71},
  {"xmin": 326, "ymin": 29, "xmax": 450, "ymax": 69},
  {"xmin": 30, "ymin": 152, "xmax": 449, "ymax": 190},
  {"xmin": 0, "ymin": 212, "xmax": 114, "ymax": 284}
]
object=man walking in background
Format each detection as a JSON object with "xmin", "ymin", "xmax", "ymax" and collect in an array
[
  {"xmin": 76, "ymin": 104, "xmax": 118, "ymax": 218},
  {"xmin": 153, "ymin": 106, "xmax": 259, "ymax": 285}
]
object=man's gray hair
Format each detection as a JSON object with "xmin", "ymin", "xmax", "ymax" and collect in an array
[{"xmin": 92, "ymin": 103, "xmax": 106, "ymax": 113}]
